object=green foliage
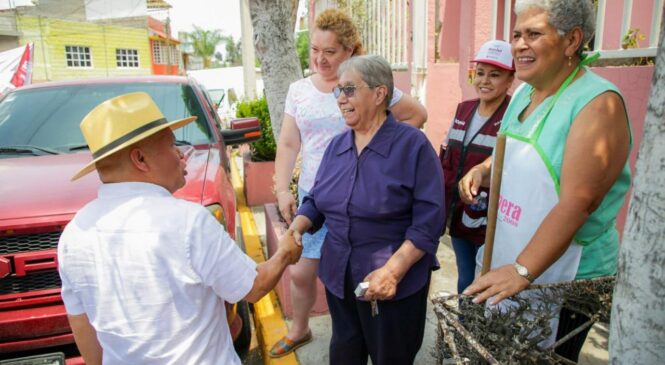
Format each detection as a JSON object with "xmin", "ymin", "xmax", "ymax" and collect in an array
[
  {"xmin": 621, "ymin": 28, "xmax": 651, "ymax": 66},
  {"xmin": 222, "ymin": 35, "xmax": 243, "ymax": 66},
  {"xmin": 187, "ymin": 26, "xmax": 224, "ymax": 68},
  {"xmin": 236, "ymin": 96, "xmax": 276, "ymax": 161},
  {"xmin": 296, "ymin": 30, "xmax": 310, "ymax": 73},
  {"xmin": 622, "ymin": 28, "xmax": 646, "ymax": 49}
]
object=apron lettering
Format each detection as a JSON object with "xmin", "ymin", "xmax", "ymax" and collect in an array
[
  {"xmin": 498, "ymin": 194, "xmax": 522, "ymax": 227},
  {"xmin": 511, "ymin": 205, "xmax": 522, "ymax": 221}
]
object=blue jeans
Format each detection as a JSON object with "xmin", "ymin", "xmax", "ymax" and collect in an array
[{"xmin": 451, "ymin": 236, "xmax": 480, "ymax": 294}]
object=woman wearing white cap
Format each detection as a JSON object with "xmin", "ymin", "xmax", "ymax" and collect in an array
[{"xmin": 440, "ymin": 39, "xmax": 514, "ymax": 295}]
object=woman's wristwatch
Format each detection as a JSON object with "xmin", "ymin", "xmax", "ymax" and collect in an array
[{"xmin": 513, "ymin": 262, "xmax": 535, "ymax": 282}]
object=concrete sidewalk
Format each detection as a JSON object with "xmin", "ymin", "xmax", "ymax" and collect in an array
[{"xmin": 243, "ymin": 192, "xmax": 609, "ymax": 364}]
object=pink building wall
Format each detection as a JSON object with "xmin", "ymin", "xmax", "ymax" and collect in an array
[{"xmin": 592, "ymin": 65, "xmax": 654, "ymax": 233}]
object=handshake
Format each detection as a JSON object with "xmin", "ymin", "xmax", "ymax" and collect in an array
[
  {"xmin": 278, "ymin": 228, "xmax": 303, "ymax": 265},
  {"xmin": 244, "ymin": 228, "xmax": 303, "ymax": 303}
]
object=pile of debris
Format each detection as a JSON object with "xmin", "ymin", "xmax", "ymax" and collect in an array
[{"xmin": 431, "ymin": 277, "xmax": 614, "ymax": 364}]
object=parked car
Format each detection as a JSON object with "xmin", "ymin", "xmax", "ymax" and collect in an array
[{"xmin": 0, "ymin": 76, "xmax": 261, "ymax": 363}]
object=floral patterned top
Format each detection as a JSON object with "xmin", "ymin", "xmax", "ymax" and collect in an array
[{"xmin": 284, "ymin": 76, "xmax": 403, "ymax": 191}]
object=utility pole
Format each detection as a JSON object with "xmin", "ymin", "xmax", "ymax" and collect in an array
[
  {"xmin": 240, "ymin": 0, "xmax": 257, "ymax": 99},
  {"xmin": 37, "ymin": 15, "xmax": 49, "ymax": 81},
  {"xmin": 165, "ymin": 16, "xmax": 172, "ymax": 75}
]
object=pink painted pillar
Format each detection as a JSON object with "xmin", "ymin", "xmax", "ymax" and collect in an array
[
  {"xmin": 425, "ymin": 0, "xmax": 499, "ymax": 150},
  {"xmin": 309, "ymin": 0, "xmax": 317, "ymax": 27}
]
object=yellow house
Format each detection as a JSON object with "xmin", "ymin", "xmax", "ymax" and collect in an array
[{"xmin": 17, "ymin": 16, "xmax": 152, "ymax": 82}]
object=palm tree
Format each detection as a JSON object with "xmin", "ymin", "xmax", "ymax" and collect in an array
[{"xmin": 187, "ymin": 26, "xmax": 223, "ymax": 68}]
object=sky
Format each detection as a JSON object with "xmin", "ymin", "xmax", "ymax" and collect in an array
[
  {"xmin": 168, "ymin": 0, "xmax": 243, "ymax": 41},
  {"xmin": 0, "ymin": 0, "xmax": 243, "ymax": 40},
  {"xmin": 167, "ymin": 0, "xmax": 307, "ymax": 41},
  {"xmin": 2, "ymin": 0, "xmax": 304, "ymax": 45}
]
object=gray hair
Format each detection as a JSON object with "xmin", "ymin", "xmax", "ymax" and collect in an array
[
  {"xmin": 337, "ymin": 54, "xmax": 394, "ymax": 109},
  {"xmin": 514, "ymin": 0, "xmax": 595, "ymax": 55}
]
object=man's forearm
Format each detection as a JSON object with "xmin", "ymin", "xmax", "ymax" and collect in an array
[
  {"xmin": 68, "ymin": 314, "xmax": 102, "ymax": 365},
  {"xmin": 244, "ymin": 250, "xmax": 290, "ymax": 303}
]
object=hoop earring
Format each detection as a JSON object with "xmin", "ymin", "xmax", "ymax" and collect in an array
[{"xmin": 568, "ymin": 56, "xmax": 572, "ymax": 67}]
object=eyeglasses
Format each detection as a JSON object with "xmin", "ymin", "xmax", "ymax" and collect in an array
[{"xmin": 332, "ymin": 84, "xmax": 374, "ymax": 98}]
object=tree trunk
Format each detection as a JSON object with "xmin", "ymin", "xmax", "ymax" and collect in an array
[
  {"xmin": 248, "ymin": 0, "xmax": 302, "ymax": 141},
  {"xmin": 609, "ymin": 10, "xmax": 665, "ymax": 364}
]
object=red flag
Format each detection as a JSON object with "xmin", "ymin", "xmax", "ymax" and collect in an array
[{"xmin": 10, "ymin": 43, "xmax": 33, "ymax": 88}]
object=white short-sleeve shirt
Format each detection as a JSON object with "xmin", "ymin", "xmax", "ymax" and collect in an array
[
  {"xmin": 58, "ymin": 182, "xmax": 257, "ymax": 365},
  {"xmin": 284, "ymin": 76, "xmax": 403, "ymax": 191}
]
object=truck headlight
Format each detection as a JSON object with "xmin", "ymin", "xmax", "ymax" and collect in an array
[{"xmin": 206, "ymin": 204, "xmax": 227, "ymax": 227}]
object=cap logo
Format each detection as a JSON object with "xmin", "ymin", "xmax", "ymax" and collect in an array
[{"xmin": 472, "ymin": 40, "xmax": 514, "ymax": 71}]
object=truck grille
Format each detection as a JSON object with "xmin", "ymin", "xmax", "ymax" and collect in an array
[
  {"xmin": 0, "ymin": 231, "xmax": 61, "ymax": 255},
  {"xmin": 0, "ymin": 271, "xmax": 61, "ymax": 295},
  {"xmin": 0, "ymin": 231, "xmax": 62, "ymax": 295}
]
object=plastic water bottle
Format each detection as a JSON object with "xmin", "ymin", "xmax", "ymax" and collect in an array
[{"xmin": 469, "ymin": 191, "xmax": 488, "ymax": 211}]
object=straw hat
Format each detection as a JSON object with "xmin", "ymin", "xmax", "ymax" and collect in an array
[
  {"xmin": 71, "ymin": 92, "xmax": 196, "ymax": 181},
  {"xmin": 472, "ymin": 40, "xmax": 514, "ymax": 71}
]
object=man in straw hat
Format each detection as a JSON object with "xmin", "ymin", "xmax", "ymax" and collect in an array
[{"xmin": 58, "ymin": 92, "xmax": 302, "ymax": 364}]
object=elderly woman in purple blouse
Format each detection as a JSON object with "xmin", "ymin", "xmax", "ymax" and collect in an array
[{"xmin": 287, "ymin": 54, "xmax": 445, "ymax": 365}]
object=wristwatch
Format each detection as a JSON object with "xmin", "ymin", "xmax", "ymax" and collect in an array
[{"xmin": 513, "ymin": 262, "xmax": 534, "ymax": 282}]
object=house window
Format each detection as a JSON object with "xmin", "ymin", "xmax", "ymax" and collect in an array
[
  {"xmin": 152, "ymin": 41, "xmax": 163, "ymax": 64},
  {"xmin": 65, "ymin": 45, "xmax": 92, "ymax": 68},
  {"xmin": 152, "ymin": 41, "xmax": 180, "ymax": 65},
  {"xmin": 116, "ymin": 48, "xmax": 140, "ymax": 68}
]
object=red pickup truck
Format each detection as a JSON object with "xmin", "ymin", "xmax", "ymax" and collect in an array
[{"xmin": 0, "ymin": 76, "xmax": 260, "ymax": 363}]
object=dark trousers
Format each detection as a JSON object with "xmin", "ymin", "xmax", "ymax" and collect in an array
[
  {"xmin": 555, "ymin": 306, "xmax": 593, "ymax": 362},
  {"xmin": 326, "ymin": 271, "xmax": 431, "ymax": 365}
]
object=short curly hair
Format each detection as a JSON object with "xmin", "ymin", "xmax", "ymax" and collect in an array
[
  {"xmin": 338, "ymin": 55, "xmax": 394, "ymax": 109},
  {"xmin": 315, "ymin": 8, "xmax": 365, "ymax": 56},
  {"xmin": 514, "ymin": 0, "xmax": 596, "ymax": 55}
]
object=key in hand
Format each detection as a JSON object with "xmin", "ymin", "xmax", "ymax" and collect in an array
[{"xmin": 370, "ymin": 300, "xmax": 379, "ymax": 317}]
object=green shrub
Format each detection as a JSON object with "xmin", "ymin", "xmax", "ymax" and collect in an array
[
  {"xmin": 236, "ymin": 96, "xmax": 276, "ymax": 161},
  {"xmin": 296, "ymin": 30, "xmax": 310, "ymax": 74}
]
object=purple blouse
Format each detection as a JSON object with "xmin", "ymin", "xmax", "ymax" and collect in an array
[{"xmin": 298, "ymin": 113, "xmax": 445, "ymax": 300}]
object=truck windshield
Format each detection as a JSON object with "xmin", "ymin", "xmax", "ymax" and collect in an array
[{"xmin": 0, "ymin": 82, "xmax": 213, "ymax": 154}]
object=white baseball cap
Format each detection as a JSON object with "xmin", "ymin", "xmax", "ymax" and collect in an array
[{"xmin": 472, "ymin": 40, "xmax": 514, "ymax": 71}]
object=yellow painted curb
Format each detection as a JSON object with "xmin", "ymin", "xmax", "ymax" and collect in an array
[{"xmin": 230, "ymin": 151, "xmax": 299, "ymax": 365}]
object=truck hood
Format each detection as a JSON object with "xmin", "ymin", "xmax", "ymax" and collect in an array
[{"xmin": 0, "ymin": 148, "xmax": 209, "ymax": 225}]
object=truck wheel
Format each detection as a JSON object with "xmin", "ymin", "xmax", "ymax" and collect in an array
[{"xmin": 234, "ymin": 300, "xmax": 252, "ymax": 355}]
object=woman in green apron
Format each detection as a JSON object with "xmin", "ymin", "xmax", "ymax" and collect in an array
[{"xmin": 458, "ymin": 0, "xmax": 632, "ymax": 361}]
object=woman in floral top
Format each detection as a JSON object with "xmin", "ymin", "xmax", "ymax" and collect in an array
[{"xmin": 269, "ymin": 8, "xmax": 427, "ymax": 358}]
